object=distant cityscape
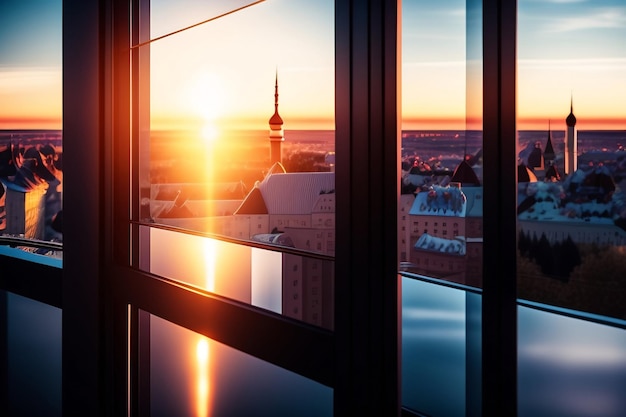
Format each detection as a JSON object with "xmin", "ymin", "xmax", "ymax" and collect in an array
[{"xmin": 1, "ymin": 94, "xmax": 625, "ymax": 321}]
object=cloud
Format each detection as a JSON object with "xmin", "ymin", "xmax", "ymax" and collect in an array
[
  {"xmin": 518, "ymin": 57, "xmax": 626, "ymax": 71},
  {"xmin": 546, "ymin": 7, "xmax": 626, "ymax": 32},
  {"xmin": 403, "ymin": 60, "xmax": 467, "ymax": 68},
  {"xmin": 526, "ymin": 0, "xmax": 587, "ymax": 3}
]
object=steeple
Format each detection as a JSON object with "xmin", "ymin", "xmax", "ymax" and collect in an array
[
  {"xmin": 564, "ymin": 94, "xmax": 578, "ymax": 175},
  {"xmin": 543, "ymin": 120, "xmax": 555, "ymax": 162},
  {"xmin": 269, "ymin": 71, "xmax": 284, "ymax": 128},
  {"xmin": 566, "ymin": 95, "xmax": 576, "ymax": 127},
  {"xmin": 268, "ymin": 70, "xmax": 284, "ymax": 165}
]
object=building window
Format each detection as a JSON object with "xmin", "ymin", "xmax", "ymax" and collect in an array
[{"xmin": 0, "ymin": 0, "xmax": 63, "ymax": 262}]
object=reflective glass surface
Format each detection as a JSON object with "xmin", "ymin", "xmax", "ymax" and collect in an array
[
  {"xmin": 149, "ymin": 0, "xmax": 263, "ymax": 42},
  {"xmin": 146, "ymin": 226, "xmax": 334, "ymax": 330},
  {"xmin": 516, "ymin": 0, "xmax": 626, "ymax": 320},
  {"xmin": 0, "ymin": 0, "xmax": 63, "ymax": 260},
  {"xmin": 400, "ymin": 0, "xmax": 483, "ymax": 288},
  {"xmin": 145, "ymin": 312, "xmax": 333, "ymax": 416},
  {"xmin": 133, "ymin": 1, "xmax": 335, "ymax": 326},
  {"xmin": 4, "ymin": 291, "xmax": 62, "ymax": 416},
  {"xmin": 518, "ymin": 305, "xmax": 626, "ymax": 417},
  {"xmin": 401, "ymin": 277, "xmax": 481, "ymax": 417},
  {"xmin": 401, "ymin": 1, "xmax": 483, "ymax": 414}
]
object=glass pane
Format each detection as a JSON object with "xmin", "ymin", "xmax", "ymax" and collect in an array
[
  {"xmin": 400, "ymin": 0, "xmax": 483, "ymax": 288},
  {"xmin": 4, "ymin": 291, "xmax": 62, "ymax": 416},
  {"xmin": 516, "ymin": 0, "xmax": 626, "ymax": 320},
  {"xmin": 401, "ymin": 277, "xmax": 481, "ymax": 417},
  {"xmin": 148, "ymin": 0, "xmax": 264, "ymax": 42},
  {"xmin": 518, "ymin": 305, "xmax": 626, "ymax": 417},
  {"xmin": 401, "ymin": 0, "xmax": 483, "ymax": 414},
  {"xmin": 146, "ymin": 226, "xmax": 334, "ymax": 330},
  {"xmin": 134, "ymin": 0, "xmax": 335, "ymax": 327},
  {"xmin": 0, "ymin": 0, "xmax": 63, "ymax": 260},
  {"xmin": 144, "ymin": 312, "xmax": 333, "ymax": 416}
]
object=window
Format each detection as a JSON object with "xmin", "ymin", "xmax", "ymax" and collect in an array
[
  {"xmin": 400, "ymin": 4, "xmax": 483, "ymax": 414},
  {"xmin": 112, "ymin": 0, "xmax": 340, "ymax": 414},
  {"xmin": 5, "ymin": 1, "xmax": 624, "ymax": 415},
  {"xmin": 516, "ymin": 1, "xmax": 626, "ymax": 415},
  {"xmin": 516, "ymin": 0, "xmax": 626, "ymax": 322},
  {"xmin": 0, "ymin": 0, "xmax": 63, "ymax": 262},
  {"xmin": 132, "ymin": 0, "xmax": 335, "ymax": 328},
  {"xmin": 0, "ymin": 1, "xmax": 63, "ymax": 415}
]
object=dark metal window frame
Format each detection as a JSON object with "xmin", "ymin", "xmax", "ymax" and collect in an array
[{"xmin": 1, "ymin": 0, "xmax": 522, "ymax": 416}]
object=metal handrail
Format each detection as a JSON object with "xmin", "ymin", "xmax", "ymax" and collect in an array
[{"xmin": 0, "ymin": 235, "xmax": 63, "ymax": 251}]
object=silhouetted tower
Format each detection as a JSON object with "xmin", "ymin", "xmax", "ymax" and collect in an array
[
  {"xmin": 564, "ymin": 96, "xmax": 577, "ymax": 175},
  {"xmin": 543, "ymin": 120, "xmax": 556, "ymax": 166},
  {"xmin": 268, "ymin": 71, "xmax": 284, "ymax": 165}
]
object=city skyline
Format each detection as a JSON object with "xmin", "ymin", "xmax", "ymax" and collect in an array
[{"xmin": 0, "ymin": 0, "xmax": 624, "ymax": 131}]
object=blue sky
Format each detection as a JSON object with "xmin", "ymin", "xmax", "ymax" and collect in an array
[
  {"xmin": 0, "ymin": 0, "xmax": 624, "ymax": 130},
  {"xmin": 0, "ymin": 0, "xmax": 61, "ymax": 68}
]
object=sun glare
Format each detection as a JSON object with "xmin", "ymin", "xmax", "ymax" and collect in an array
[
  {"xmin": 180, "ymin": 71, "xmax": 226, "ymax": 140},
  {"xmin": 195, "ymin": 337, "xmax": 211, "ymax": 417},
  {"xmin": 201, "ymin": 121, "xmax": 219, "ymax": 143},
  {"xmin": 186, "ymin": 72, "xmax": 223, "ymax": 117}
]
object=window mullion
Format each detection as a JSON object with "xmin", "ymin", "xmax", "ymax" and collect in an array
[{"xmin": 481, "ymin": 0, "xmax": 518, "ymax": 415}]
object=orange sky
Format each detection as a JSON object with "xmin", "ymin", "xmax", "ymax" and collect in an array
[
  {"xmin": 0, "ymin": 68, "xmax": 62, "ymax": 130},
  {"xmin": 1, "ymin": 1, "xmax": 624, "ymax": 132}
]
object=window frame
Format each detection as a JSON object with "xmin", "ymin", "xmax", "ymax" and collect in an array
[
  {"xmin": 1, "ymin": 0, "xmax": 523, "ymax": 415},
  {"xmin": 106, "ymin": 0, "xmax": 401, "ymax": 415}
]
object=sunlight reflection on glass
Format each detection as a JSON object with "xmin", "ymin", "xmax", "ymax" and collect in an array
[
  {"xmin": 151, "ymin": 229, "xmax": 251, "ymax": 302},
  {"xmin": 195, "ymin": 337, "xmax": 211, "ymax": 417},
  {"xmin": 149, "ymin": 313, "xmax": 333, "ymax": 416},
  {"xmin": 202, "ymin": 238, "xmax": 217, "ymax": 292},
  {"xmin": 251, "ymin": 247, "xmax": 282, "ymax": 313}
]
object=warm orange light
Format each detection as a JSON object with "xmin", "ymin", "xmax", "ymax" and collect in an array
[
  {"xmin": 195, "ymin": 337, "xmax": 211, "ymax": 417},
  {"xmin": 203, "ymin": 239, "xmax": 217, "ymax": 292},
  {"xmin": 517, "ymin": 116, "xmax": 626, "ymax": 131},
  {"xmin": 0, "ymin": 68, "xmax": 62, "ymax": 129},
  {"xmin": 201, "ymin": 122, "xmax": 219, "ymax": 143}
]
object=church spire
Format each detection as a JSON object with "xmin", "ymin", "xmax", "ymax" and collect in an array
[
  {"xmin": 566, "ymin": 94, "xmax": 576, "ymax": 127},
  {"xmin": 268, "ymin": 69, "xmax": 284, "ymax": 165},
  {"xmin": 564, "ymin": 94, "xmax": 578, "ymax": 175},
  {"xmin": 544, "ymin": 120, "xmax": 555, "ymax": 162}
]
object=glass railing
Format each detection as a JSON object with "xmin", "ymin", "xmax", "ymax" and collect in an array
[
  {"xmin": 401, "ymin": 272, "xmax": 626, "ymax": 417},
  {"xmin": 141, "ymin": 223, "xmax": 334, "ymax": 330},
  {"xmin": 401, "ymin": 273, "xmax": 481, "ymax": 417},
  {"xmin": 145, "ymin": 311, "xmax": 332, "ymax": 417},
  {"xmin": 2, "ymin": 290, "xmax": 62, "ymax": 416},
  {"xmin": 518, "ymin": 301, "xmax": 626, "ymax": 417}
]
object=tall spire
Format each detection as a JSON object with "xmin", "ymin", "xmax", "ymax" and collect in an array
[
  {"xmin": 544, "ymin": 120, "xmax": 555, "ymax": 162},
  {"xmin": 564, "ymin": 93, "xmax": 578, "ymax": 175},
  {"xmin": 269, "ymin": 69, "xmax": 284, "ymax": 166},
  {"xmin": 566, "ymin": 94, "xmax": 576, "ymax": 127},
  {"xmin": 269, "ymin": 69, "xmax": 283, "ymax": 127}
]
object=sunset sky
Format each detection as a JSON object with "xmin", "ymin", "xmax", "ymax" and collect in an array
[
  {"xmin": 0, "ymin": 0, "xmax": 624, "ymax": 131},
  {"xmin": 0, "ymin": 0, "xmax": 62, "ymax": 129}
]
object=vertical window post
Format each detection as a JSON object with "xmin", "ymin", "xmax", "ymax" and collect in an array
[
  {"xmin": 335, "ymin": 0, "xmax": 401, "ymax": 414},
  {"xmin": 482, "ymin": 0, "xmax": 518, "ymax": 415}
]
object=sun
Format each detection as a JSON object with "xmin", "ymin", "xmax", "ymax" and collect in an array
[
  {"xmin": 201, "ymin": 121, "xmax": 218, "ymax": 143},
  {"xmin": 181, "ymin": 71, "xmax": 224, "ymax": 141}
]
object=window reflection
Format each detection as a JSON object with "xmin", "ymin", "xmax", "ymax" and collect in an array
[
  {"xmin": 146, "ymin": 312, "xmax": 332, "ymax": 416},
  {"xmin": 516, "ymin": 0, "xmax": 626, "ymax": 320},
  {"xmin": 400, "ymin": 1, "xmax": 484, "ymax": 415},
  {"xmin": 518, "ymin": 304, "xmax": 626, "ymax": 417},
  {"xmin": 133, "ymin": 0, "xmax": 335, "ymax": 327},
  {"xmin": 400, "ymin": 0, "xmax": 483, "ymax": 288},
  {"xmin": 146, "ymin": 227, "xmax": 334, "ymax": 329},
  {"xmin": 140, "ymin": 0, "xmax": 335, "ymax": 241},
  {"xmin": 0, "ymin": 0, "xmax": 63, "ymax": 259}
]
